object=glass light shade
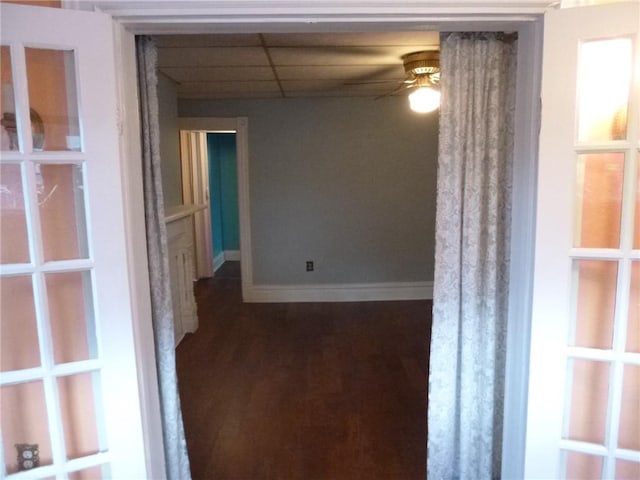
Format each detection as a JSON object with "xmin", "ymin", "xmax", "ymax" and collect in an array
[{"xmin": 408, "ymin": 87, "xmax": 440, "ymax": 113}]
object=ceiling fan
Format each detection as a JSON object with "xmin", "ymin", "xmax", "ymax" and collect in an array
[
  {"xmin": 346, "ymin": 50, "xmax": 441, "ymax": 113},
  {"xmin": 400, "ymin": 50, "xmax": 441, "ymax": 113},
  {"xmin": 397, "ymin": 50, "xmax": 440, "ymax": 90}
]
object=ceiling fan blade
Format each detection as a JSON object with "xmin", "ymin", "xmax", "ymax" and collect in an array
[
  {"xmin": 337, "ymin": 63, "xmax": 405, "ymax": 86},
  {"xmin": 374, "ymin": 82, "xmax": 416, "ymax": 100},
  {"xmin": 343, "ymin": 77, "xmax": 415, "ymax": 86},
  {"xmin": 343, "ymin": 79, "xmax": 403, "ymax": 86}
]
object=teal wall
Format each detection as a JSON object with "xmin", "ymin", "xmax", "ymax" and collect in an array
[
  {"xmin": 208, "ymin": 135, "xmax": 224, "ymax": 258},
  {"xmin": 207, "ymin": 133, "xmax": 239, "ymax": 259}
]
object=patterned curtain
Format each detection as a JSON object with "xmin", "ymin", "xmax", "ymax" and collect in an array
[
  {"xmin": 136, "ymin": 35, "xmax": 192, "ymax": 480},
  {"xmin": 427, "ymin": 32, "xmax": 517, "ymax": 479}
]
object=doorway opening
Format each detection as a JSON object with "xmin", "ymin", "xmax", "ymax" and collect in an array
[
  {"xmin": 149, "ymin": 20, "xmax": 540, "ymax": 478},
  {"xmin": 178, "ymin": 129, "xmax": 241, "ymax": 281},
  {"xmin": 206, "ymin": 132, "xmax": 240, "ymax": 274},
  {"xmin": 176, "ymin": 116, "xmax": 253, "ymax": 299}
]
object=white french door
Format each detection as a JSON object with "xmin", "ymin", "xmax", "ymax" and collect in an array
[
  {"xmin": 526, "ymin": 2, "xmax": 639, "ymax": 479},
  {"xmin": 0, "ymin": 4, "xmax": 147, "ymax": 479}
]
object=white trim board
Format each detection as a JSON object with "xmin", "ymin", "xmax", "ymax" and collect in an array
[
  {"xmin": 112, "ymin": 22, "xmax": 166, "ymax": 480},
  {"xmin": 77, "ymin": 1, "xmax": 548, "ymax": 34},
  {"xmin": 224, "ymin": 250, "xmax": 240, "ymax": 261},
  {"xmin": 244, "ymin": 281, "xmax": 433, "ymax": 303},
  {"xmin": 213, "ymin": 252, "xmax": 225, "ymax": 272},
  {"xmin": 213, "ymin": 250, "xmax": 241, "ymax": 271},
  {"xmin": 501, "ymin": 18, "xmax": 543, "ymax": 480}
]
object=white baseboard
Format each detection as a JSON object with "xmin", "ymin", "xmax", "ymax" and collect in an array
[
  {"xmin": 224, "ymin": 250, "xmax": 241, "ymax": 261},
  {"xmin": 243, "ymin": 281, "xmax": 433, "ymax": 303},
  {"xmin": 213, "ymin": 250, "xmax": 240, "ymax": 271},
  {"xmin": 213, "ymin": 252, "xmax": 225, "ymax": 272}
]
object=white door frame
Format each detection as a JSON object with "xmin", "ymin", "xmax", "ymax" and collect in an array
[
  {"xmin": 105, "ymin": 4, "xmax": 545, "ymax": 479},
  {"xmin": 111, "ymin": 24, "xmax": 167, "ymax": 480},
  {"xmin": 179, "ymin": 129, "xmax": 214, "ymax": 278},
  {"xmin": 178, "ymin": 117, "xmax": 253, "ymax": 299}
]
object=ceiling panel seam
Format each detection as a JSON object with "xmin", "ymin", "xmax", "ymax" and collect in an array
[{"xmin": 259, "ymin": 33, "xmax": 286, "ymax": 98}]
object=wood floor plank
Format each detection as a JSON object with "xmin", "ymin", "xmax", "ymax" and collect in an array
[{"xmin": 176, "ymin": 262, "xmax": 431, "ymax": 479}]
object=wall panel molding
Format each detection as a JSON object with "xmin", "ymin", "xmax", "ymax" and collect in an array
[{"xmin": 245, "ymin": 281, "xmax": 433, "ymax": 303}]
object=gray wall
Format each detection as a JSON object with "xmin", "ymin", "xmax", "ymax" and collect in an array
[
  {"xmin": 157, "ymin": 73, "xmax": 182, "ymax": 208},
  {"xmin": 180, "ymin": 96, "xmax": 438, "ymax": 285}
]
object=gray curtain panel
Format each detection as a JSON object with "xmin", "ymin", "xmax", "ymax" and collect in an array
[
  {"xmin": 136, "ymin": 35, "xmax": 192, "ymax": 480},
  {"xmin": 427, "ymin": 32, "xmax": 517, "ymax": 480}
]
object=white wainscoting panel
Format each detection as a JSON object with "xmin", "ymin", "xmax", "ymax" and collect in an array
[{"xmin": 166, "ymin": 215, "xmax": 198, "ymax": 346}]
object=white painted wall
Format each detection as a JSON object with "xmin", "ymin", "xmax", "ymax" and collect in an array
[
  {"xmin": 157, "ymin": 72, "xmax": 183, "ymax": 208},
  {"xmin": 180, "ymin": 96, "xmax": 438, "ymax": 285}
]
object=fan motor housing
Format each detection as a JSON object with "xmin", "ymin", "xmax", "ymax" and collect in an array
[{"xmin": 402, "ymin": 50, "xmax": 440, "ymax": 76}]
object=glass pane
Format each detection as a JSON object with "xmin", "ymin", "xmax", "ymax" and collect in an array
[
  {"xmin": 616, "ymin": 460, "xmax": 640, "ymax": 480},
  {"xmin": 573, "ymin": 153, "xmax": 624, "ymax": 248},
  {"xmin": 1, "ymin": 381, "xmax": 53, "ymax": 474},
  {"xmin": 68, "ymin": 464, "xmax": 110, "ymax": 480},
  {"xmin": 0, "ymin": 163, "xmax": 29, "ymax": 263},
  {"xmin": 628, "ymin": 262, "xmax": 640, "ymax": 353},
  {"xmin": 565, "ymin": 451, "xmax": 603, "ymax": 480},
  {"xmin": 37, "ymin": 163, "xmax": 88, "ymax": 262},
  {"xmin": 1, "ymin": 45, "xmax": 18, "ymax": 151},
  {"xmin": 634, "ymin": 153, "xmax": 640, "ymax": 249},
  {"xmin": 618, "ymin": 364, "xmax": 640, "ymax": 450},
  {"xmin": 58, "ymin": 373, "xmax": 105, "ymax": 460},
  {"xmin": 577, "ymin": 37, "xmax": 632, "ymax": 142},
  {"xmin": 25, "ymin": 48, "xmax": 80, "ymax": 151},
  {"xmin": 571, "ymin": 260, "xmax": 618, "ymax": 349},
  {"xmin": 565, "ymin": 359, "xmax": 610, "ymax": 444},
  {"xmin": 0, "ymin": 275, "xmax": 40, "ymax": 371},
  {"xmin": 46, "ymin": 271, "xmax": 97, "ymax": 364}
]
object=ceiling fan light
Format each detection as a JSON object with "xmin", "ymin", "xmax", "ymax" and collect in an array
[{"xmin": 408, "ymin": 87, "xmax": 440, "ymax": 113}]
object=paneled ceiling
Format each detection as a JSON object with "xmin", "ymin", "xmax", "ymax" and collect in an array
[{"xmin": 156, "ymin": 32, "xmax": 439, "ymax": 100}]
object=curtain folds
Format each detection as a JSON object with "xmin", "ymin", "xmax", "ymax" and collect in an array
[
  {"xmin": 136, "ymin": 35, "xmax": 192, "ymax": 480},
  {"xmin": 427, "ymin": 32, "xmax": 517, "ymax": 480}
]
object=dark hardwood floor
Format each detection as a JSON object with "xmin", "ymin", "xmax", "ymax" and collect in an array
[{"xmin": 176, "ymin": 262, "xmax": 431, "ymax": 480}]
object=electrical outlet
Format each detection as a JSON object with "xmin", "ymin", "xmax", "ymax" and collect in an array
[
  {"xmin": 306, "ymin": 261, "xmax": 314, "ymax": 272},
  {"xmin": 16, "ymin": 444, "xmax": 39, "ymax": 471}
]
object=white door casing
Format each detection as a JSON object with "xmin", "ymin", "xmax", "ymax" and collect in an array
[
  {"xmin": 0, "ymin": 4, "xmax": 148, "ymax": 478},
  {"xmin": 180, "ymin": 130, "xmax": 214, "ymax": 279},
  {"xmin": 60, "ymin": 2, "xmax": 544, "ymax": 478},
  {"xmin": 117, "ymin": 11, "xmax": 542, "ymax": 480},
  {"xmin": 525, "ymin": 2, "xmax": 640, "ymax": 478},
  {"xmin": 177, "ymin": 117, "xmax": 254, "ymax": 301}
]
